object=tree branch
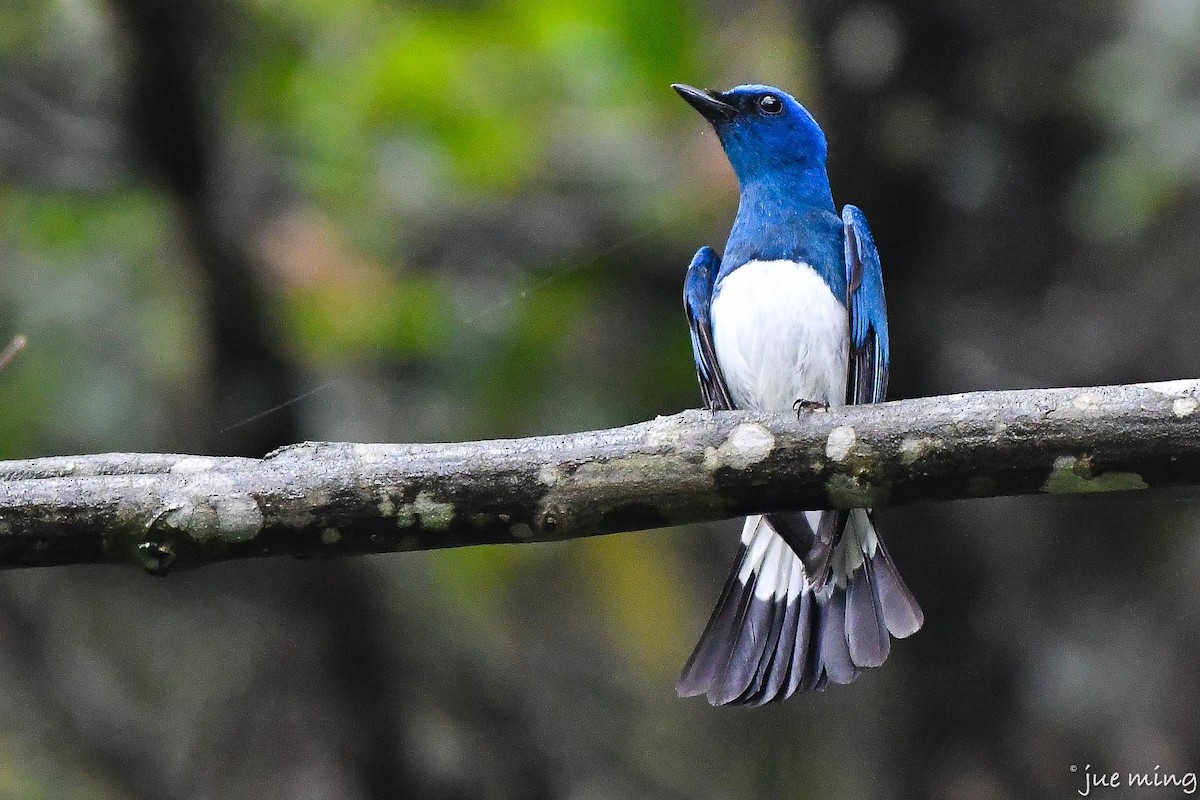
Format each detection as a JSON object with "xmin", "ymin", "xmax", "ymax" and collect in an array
[
  {"xmin": 0, "ymin": 334, "xmax": 27, "ymax": 372},
  {"xmin": 2, "ymin": 379, "xmax": 1199, "ymax": 573}
]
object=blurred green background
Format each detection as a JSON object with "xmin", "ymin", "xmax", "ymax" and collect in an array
[{"xmin": 3, "ymin": 0, "xmax": 1200, "ymax": 797}]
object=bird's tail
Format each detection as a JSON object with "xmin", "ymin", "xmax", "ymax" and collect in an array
[{"xmin": 677, "ymin": 511, "xmax": 923, "ymax": 705}]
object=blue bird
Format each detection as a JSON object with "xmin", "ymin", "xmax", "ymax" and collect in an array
[{"xmin": 672, "ymin": 83, "xmax": 923, "ymax": 705}]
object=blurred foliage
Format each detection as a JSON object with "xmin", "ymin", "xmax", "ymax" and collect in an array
[
  {"xmin": 223, "ymin": 0, "xmax": 712, "ymax": 261},
  {"xmin": 0, "ymin": 189, "xmax": 201, "ymax": 453},
  {"xmin": 1074, "ymin": 0, "xmax": 1200, "ymax": 237},
  {"xmin": 4, "ymin": 0, "xmax": 1200, "ymax": 798}
]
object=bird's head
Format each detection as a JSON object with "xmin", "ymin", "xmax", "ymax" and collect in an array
[{"xmin": 672, "ymin": 83, "xmax": 828, "ymax": 188}]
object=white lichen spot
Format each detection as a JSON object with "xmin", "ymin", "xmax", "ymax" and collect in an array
[
  {"xmin": 538, "ymin": 463, "xmax": 563, "ymax": 487},
  {"xmin": 214, "ymin": 494, "xmax": 263, "ymax": 542},
  {"xmin": 321, "ymin": 527, "xmax": 342, "ymax": 545},
  {"xmin": 707, "ymin": 422, "xmax": 775, "ymax": 470},
  {"xmin": 377, "ymin": 496, "xmax": 396, "ymax": 517},
  {"xmin": 395, "ymin": 503, "xmax": 417, "ymax": 529},
  {"xmin": 825, "ymin": 426, "xmax": 858, "ymax": 462},
  {"xmin": 158, "ymin": 497, "xmax": 219, "ymax": 539},
  {"xmin": 170, "ymin": 457, "xmax": 217, "ymax": 474},
  {"xmin": 1173, "ymin": 397, "xmax": 1198, "ymax": 417},
  {"xmin": 729, "ymin": 422, "xmax": 775, "ymax": 461},
  {"xmin": 306, "ymin": 489, "xmax": 333, "ymax": 509},
  {"xmin": 413, "ymin": 491, "xmax": 454, "ymax": 530},
  {"xmin": 160, "ymin": 487, "xmax": 261, "ymax": 543},
  {"xmin": 273, "ymin": 505, "xmax": 316, "ymax": 530},
  {"xmin": 898, "ymin": 437, "xmax": 935, "ymax": 465},
  {"xmin": 510, "ymin": 522, "xmax": 534, "ymax": 540},
  {"xmin": 1072, "ymin": 393, "xmax": 1101, "ymax": 413},
  {"xmin": 646, "ymin": 424, "xmax": 684, "ymax": 450}
]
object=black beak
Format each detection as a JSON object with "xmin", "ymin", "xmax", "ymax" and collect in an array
[{"xmin": 672, "ymin": 83, "xmax": 736, "ymax": 123}]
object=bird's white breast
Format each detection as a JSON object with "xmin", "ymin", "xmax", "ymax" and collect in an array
[{"xmin": 710, "ymin": 259, "xmax": 848, "ymax": 411}]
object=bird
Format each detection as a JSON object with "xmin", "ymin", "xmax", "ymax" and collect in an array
[{"xmin": 671, "ymin": 82, "xmax": 924, "ymax": 705}]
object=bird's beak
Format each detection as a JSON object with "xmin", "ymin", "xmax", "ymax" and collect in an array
[{"xmin": 672, "ymin": 83, "xmax": 736, "ymax": 123}]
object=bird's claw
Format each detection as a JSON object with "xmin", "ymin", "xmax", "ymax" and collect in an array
[{"xmin": 793, "ymin": 399, "xmax": 829, "ymax": 416}]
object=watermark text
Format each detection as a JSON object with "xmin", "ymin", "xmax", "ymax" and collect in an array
[{"xmin": 1071, "ymin": 764, "xmax": 1197, "ymax": 796}]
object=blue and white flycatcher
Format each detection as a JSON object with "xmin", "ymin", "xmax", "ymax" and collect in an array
[{"xmin": 672, "ymin": 83, "xmax": 923, "ymax": 705}]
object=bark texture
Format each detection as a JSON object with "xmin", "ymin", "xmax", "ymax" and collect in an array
[{"xmin": 2, "ymin": 379, "xmax": 1198, "ymax": 572}]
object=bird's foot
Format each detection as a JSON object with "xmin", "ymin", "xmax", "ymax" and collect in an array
[{"xmin": 793, "ymin": 398, "xmax": 830, "ymax": 416}]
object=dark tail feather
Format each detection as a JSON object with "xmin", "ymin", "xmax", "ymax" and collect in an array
[
  {"xmin": 786, "ymin": 588, "xmax": 814, "ymax": 696},
  {"xmin": 872, "ymin": 536, "xmax": 924, "ymax": 638},
  {"xmin": 710, "ymin": 574, "xmax": 778, "ymax": 705},
  {"xmin": 678, "ymin": 512, "xmax": 923, "ymax": 705},
  {"xmin": 846, "ymin": 545, "xmax": 891, "ymax": 667},
  {"xmin": 750, "ymin": 558, "xmax": 803, "ymax": 705},
  {"xmin": 734, "ymin": 585, "xmax": 788, "ymax": 705},
  {"xmin": 816, "ymin": 586, "xmax": 860, "ymax": 685},
  {"xmin": 711, "ymin": 535, "xmax": 788, "ymax": 705},
  {"xmin": 676, "ymin": 545, "xmax": 751, "ymax": 697}
]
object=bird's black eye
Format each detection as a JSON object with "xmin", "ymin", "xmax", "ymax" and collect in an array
[{"xmin": 758, "ymin": 94, "xmax": 783, "ymax": 115}]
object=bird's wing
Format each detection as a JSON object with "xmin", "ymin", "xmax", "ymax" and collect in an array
[
  {"xmin": 684, "ymin": 246, "xmax": 735, "ymax": 411},
  {"xmin": 842, "ymin": 205, "xmax": 890, "ymax": 405}
]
